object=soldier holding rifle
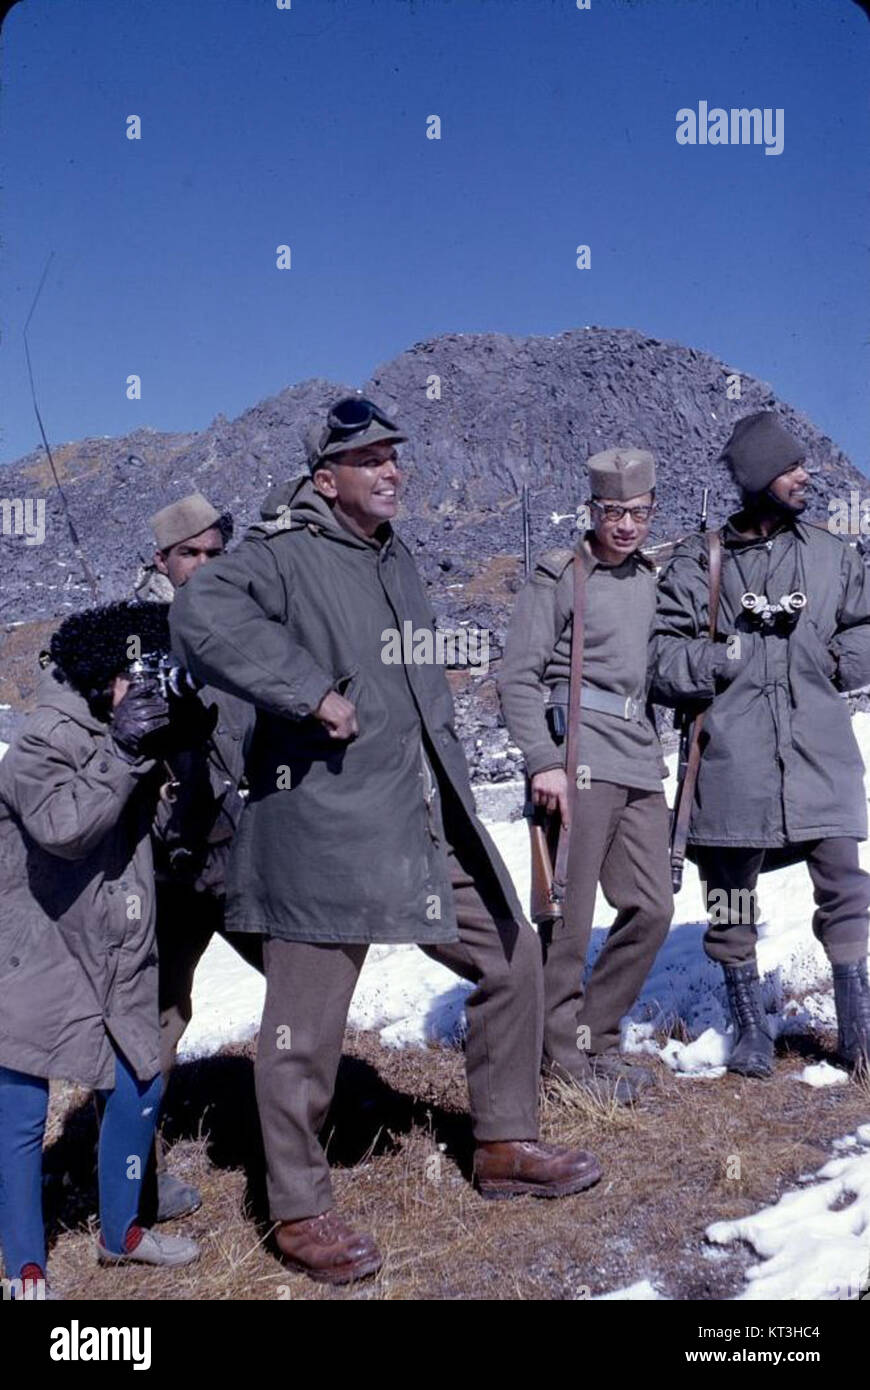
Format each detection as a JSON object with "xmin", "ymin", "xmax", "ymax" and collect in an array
[{"xmin": 499, "ymin": 450, "xmax": 672, "ymax": 1102}]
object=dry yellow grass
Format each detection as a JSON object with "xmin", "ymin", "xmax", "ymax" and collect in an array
[{"xmin": 22, "ymin": 1029, "xmax": 870, "ymax": 1302}]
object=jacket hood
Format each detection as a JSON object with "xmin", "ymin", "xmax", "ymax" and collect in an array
[
  {"xmin": 722, "ymin": 512, "xmax": 808, "ymax": 550},
  {"xmin": 33, "ymin": 668, "xmax": 109, "ymax": 733},
  {"xmin": 253, "ymin": 476, "xmax": 393, "ymax": 551}
]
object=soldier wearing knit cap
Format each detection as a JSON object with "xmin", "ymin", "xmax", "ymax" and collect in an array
[
  {"xmin": 499, "ymin": 445, "xmax": 672, "ymax": 1102},
  {"xmin": 651, "ymin": 411, "xmax": 870, "ymax": 1082},
  {"xmin": 133, "ymin": 491, "xmax": 262, "ymax": 1227},
  {"xmin": 719, "ymin": 411, "xmax": 805, "ymax": 496}
]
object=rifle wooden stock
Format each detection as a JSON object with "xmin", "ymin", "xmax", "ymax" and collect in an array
[{"xmin": 527, "ymin": 788, "xmax": 560, "ymax": 924}]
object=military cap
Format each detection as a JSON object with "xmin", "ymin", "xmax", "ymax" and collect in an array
[
  {"xmin": 587, "ymin": 448, "xmax": 656, "ymax": 501},
  {"xmin": 306, "ymin": 397, "xmax": 407, "ymax": 470},
  {"xmin": 151, "ymin": 492, "xmax": 222, "ymax": 550},
  {"xmin": 719, "ymin": 412, "xmax": 804, "ymax": 494}
]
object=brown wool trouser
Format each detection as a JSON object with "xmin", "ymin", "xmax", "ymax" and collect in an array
[
  {"xmin": 540, "ymin": 781, "xmax": 673, "ymax": 1070},
  {"xmin": 255, "ymin": 835, "xmax": 544, "ymax": 1223},
  {"xmin": 156, "ymin": 882, "xmax": 264, "ymax": 1170},
  {"xmin": 694, "ymin": 839, "xmax": 870, "ymax": 968}
]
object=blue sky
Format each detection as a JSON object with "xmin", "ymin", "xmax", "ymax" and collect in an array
[{"xmin": 1, "ymin": 0, "xmax": 868, "ymax": 471}]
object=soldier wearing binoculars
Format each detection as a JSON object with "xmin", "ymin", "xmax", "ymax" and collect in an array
[{"xmin": 651, "ymin": 412, "xmax": 870, "ymax": 1080}]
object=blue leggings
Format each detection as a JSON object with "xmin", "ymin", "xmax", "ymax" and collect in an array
[{"xmin": 0, "ymin": 1050, "xmax": 163, "ymax": 1278}]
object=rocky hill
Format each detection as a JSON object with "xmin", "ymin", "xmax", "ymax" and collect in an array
[{"xmin": 1, "ymin": 326, "xmax": 865, "ymax": 773}]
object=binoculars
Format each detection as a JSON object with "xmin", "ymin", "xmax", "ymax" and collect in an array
[{"xmin": 740, "ymin": 591, "xmax": 807, "ymax": 627}]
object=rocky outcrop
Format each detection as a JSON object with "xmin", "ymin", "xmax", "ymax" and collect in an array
[{"xmin": 1, "ymin": 327, "xmax": 865, "ymax": 761}]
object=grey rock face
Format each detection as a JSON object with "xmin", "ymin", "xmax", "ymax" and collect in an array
[{"xmin": 1, "ymin": 328, "xmax": 864, "ymax": 769}]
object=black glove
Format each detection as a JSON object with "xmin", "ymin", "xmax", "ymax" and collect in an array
[{"xmin": 111, "ymin": 677, "xmax": 171, "ymax": 761}]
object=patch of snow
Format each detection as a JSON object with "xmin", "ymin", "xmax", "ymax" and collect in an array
[
  {"xmin": 594, "ymin": 1278, "xmax": 666, "ymax": 1300},
  {"xmin": 707, "ymin": 1132, "xmax": 870, "ymax": 1300},
  {"xmin": 796, "ymin": 1061, "xmax": 849, "ymax": 1088},
  {"xmin": 178, "ymin": 934, "xmax": 263, "ymax": 1059},
  {"xmin": 179, "ymin": 723, "xmax": 870, "ymax": 1067}
]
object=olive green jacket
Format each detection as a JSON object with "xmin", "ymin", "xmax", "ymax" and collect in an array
[
  {"xmin": 498, "ymin": 537, "xmax": 665, "ymax": 790},
  {"xmin": 0, "ymin": 676, "xmax": 162, "ymax": 1088},
  {"xmin": 651, "ymin": 517, "xmax": 870, "ymax": 847},
  {"xmin": 169, "ymin": 478, "xmax": 525, "ymax": 943}
]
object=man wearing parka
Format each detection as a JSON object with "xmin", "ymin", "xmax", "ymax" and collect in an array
[
  {"xmin": 135, "ymin": 492, "xmax": 261, "ymax": 1225},
  {"xmin": 169, "ymin": 395, "xmax": 602, "ymax": 1286},
  {"xmin": 0, "ymin": 601, "xmax": 200, "ymax": 1289},
  {"xmin": 651, "ymin": 411, "xmax": 870, "ymax": 1079}
]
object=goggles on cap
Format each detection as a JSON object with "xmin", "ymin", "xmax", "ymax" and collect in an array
[{"xmin": 318, "ymin": 397, "xmax": 400, "ymax": 455}]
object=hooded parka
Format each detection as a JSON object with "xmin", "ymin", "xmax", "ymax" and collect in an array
[
  {"xmin": 0, "ymin": 674, "xmax": 162, "ymax": 1089},
  {"xmin": 651, "ymin": 516, "xmax": 870, "ymax": 849},
  {"xmin": 169, "ymin": 477, "xmax": 525, "ymax": 944}
]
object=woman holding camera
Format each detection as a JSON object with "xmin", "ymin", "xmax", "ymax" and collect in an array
[{"xmin": 0, "ymin": 601, "xmax": 201, "ymax": 1296}]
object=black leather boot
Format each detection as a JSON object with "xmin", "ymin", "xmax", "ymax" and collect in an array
[
  {"xmin": 832, "ymin": 960, "xmax": 870, "ymax": 1073},
  {"xmin": 722, "ymin": 962, "xmax": 774, "ymax": 1078}
]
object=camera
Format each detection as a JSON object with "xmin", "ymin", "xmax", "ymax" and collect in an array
[{"xmin": 128, "ymin": 652, "xmax": 199, "ymax": 701}]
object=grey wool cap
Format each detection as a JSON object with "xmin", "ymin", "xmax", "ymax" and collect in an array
[
  {"xmin": 719, "ymin": 412, "xmax": 804, "ymax": 494},
  {"xmin": 151, "ymin": 492, "xmax": 222, "ymax": 550},
  {"xmin": 587, "ymin": 447, "xmax": 656, "ymax": 501}
]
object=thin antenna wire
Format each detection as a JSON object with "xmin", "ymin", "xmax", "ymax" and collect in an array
[{"xmin": 23, "ymin": 252, "xmax": 100, "ymax": 601}]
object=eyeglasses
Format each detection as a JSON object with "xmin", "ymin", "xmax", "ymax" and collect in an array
[
  {"xmin": 319, "ymin": 397, "xmax": 399, "ymax": 453},
  {"xmin": 591, "ymin": 502, "xmax": 655, "ymax": 523}
]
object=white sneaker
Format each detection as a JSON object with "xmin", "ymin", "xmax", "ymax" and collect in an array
[{"xmin": 98, "ymin": 1227, "xmax": 200, "ymax": 1268}]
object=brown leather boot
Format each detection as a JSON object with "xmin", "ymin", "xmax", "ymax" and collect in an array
[
  {"xmin": 275, "ymin": 1210, "xmax": 383, "ymax": 1285},
  {"xmin": 473, "ymin": 1141, "xmax": 602, "ymax": 1200}
]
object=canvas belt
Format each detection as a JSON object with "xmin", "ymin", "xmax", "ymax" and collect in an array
[{"xmin": 548, "ymin": 682, "xmax": 645, "ymax": 723}]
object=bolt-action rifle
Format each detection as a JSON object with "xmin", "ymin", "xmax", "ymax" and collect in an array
[
  {"xmin": 669, "ymin": 488, "xmax": 722, "ymax": 892},
  {"xmin": 522, "ymin": 486, "xmax": 587, "ymax": 923}
]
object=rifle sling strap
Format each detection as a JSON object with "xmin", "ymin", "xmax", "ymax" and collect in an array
[
  {"xmin": 670, "ymin": 530, "xmax": 723, "ymax": 877},
  {"xmin": 552, "ymin": 549, "xmax": 587, "ymax": 894}
]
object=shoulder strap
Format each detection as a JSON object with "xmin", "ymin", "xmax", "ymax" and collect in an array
[
  {"xmin": 707, "ymin": 530, "xmax": 722, "ymax": 636},
  {"xmin": 552, "ymin": 553, "xmax": 587, "ymax": 895}
]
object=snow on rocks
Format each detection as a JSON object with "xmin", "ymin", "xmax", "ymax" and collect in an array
[{"xmin": 706, "ymin": 1130, "xmax": 870, "ymax": 1300}]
